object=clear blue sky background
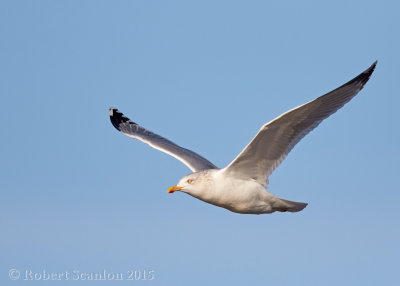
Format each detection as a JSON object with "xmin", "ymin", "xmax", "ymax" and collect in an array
[{"xmin": 1, "ymin": 1, "xmax": 399, "ymax": 285}]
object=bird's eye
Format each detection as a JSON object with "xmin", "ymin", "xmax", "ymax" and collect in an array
[{"xmin": 187, "ymin": 179, "xmax": 193, "ymax": 184}]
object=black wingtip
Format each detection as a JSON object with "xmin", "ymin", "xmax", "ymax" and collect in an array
[
  {"xmin": 361, "ymin": 60, "xmax": 377, "ymax": 86},
  {"xmin": 366, "ymin": 60, "xmax": 377, "ymax": 76},
  {"xmin": 109, "ymin": 107, "xmax": 136, "ymax": 131},
  {"xmin": 345, "ymin": 60, "xmax": 377, "ymax": 89}
]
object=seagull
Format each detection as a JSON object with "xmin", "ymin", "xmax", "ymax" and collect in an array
[{"xmin": 110, "ymin": 62, "xmax": 376, "ymax": 214}]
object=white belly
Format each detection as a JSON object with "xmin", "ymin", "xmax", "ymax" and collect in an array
[{"xmin": 190, "ymin": 172, "xmax": 275, "ymax": 214}]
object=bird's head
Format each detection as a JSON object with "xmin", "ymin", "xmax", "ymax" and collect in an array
[{"xmin": 168, "ymin": 173, "xmax": 200, "ymax": 194}]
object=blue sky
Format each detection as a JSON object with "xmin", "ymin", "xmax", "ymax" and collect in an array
[{"xmin": 1, "ymin": 0, "xmax": 399, "ymax": 285}]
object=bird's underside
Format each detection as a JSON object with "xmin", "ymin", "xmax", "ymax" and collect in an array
[{"xmin": 109, "ymin": 61, "xmax": 377, "ymax": 214}]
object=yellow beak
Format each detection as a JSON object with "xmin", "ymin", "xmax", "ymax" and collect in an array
[{"xmin": 168, "ymin": 185, "xmax": 183, "ymax": 193}]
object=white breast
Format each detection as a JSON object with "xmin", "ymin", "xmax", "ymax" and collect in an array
[{"xmin": 192, "ymin": 169, "xmax": 273, "ymax": 214}]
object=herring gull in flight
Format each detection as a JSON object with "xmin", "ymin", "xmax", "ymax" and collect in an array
[{"xmin": 109, "ymin": 61, "xmax": 376, "ymax": 214}]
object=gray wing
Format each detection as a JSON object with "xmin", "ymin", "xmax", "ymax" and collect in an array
[
  {"xmin": 109, "ymin": 108, "xmax": 217, "ymax": 172},
  {"xmin": 224, "ymin": 61, "xmax": 377, "ymax": 186}
]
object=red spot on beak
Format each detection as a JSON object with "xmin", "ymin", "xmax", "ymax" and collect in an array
[{"xmin": 168, "ymin": 185, "xmax": 182, "ymax": 193}]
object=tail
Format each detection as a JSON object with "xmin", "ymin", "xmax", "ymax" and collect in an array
[{"xmin": 272, "ymin": 197, "xmax": 308, "ymax": 213}]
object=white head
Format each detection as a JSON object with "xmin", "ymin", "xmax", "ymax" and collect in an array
[{"xmin": 168, "ymin": 173, "xmax": 201, "ymax": 195}]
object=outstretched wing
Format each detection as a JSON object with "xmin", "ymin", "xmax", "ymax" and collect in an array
[
  {"xmin": 109, "ymin": 108, "xmax": 217, "ymax": 172},
  {"xmin": 224, "ymin": 61, "xmax": 377, "ymax": 186}
]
